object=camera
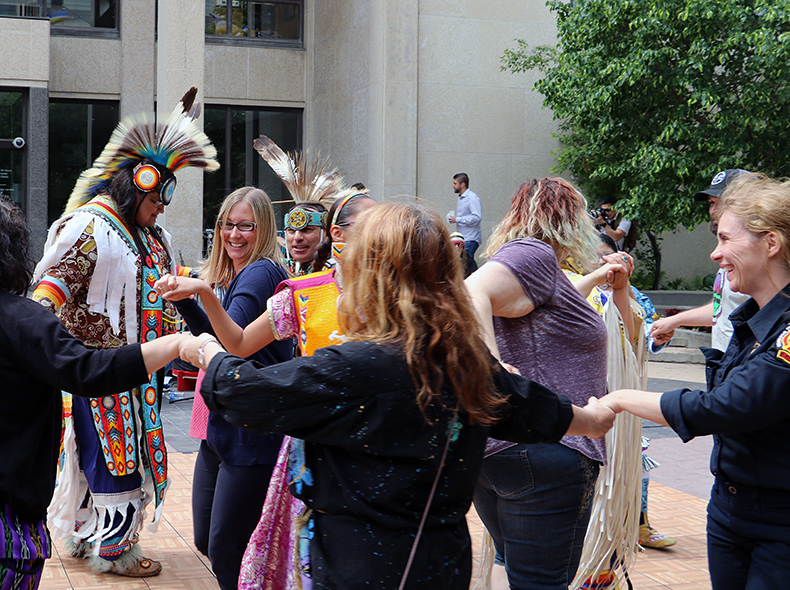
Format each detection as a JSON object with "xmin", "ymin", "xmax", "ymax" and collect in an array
[{"xmin": 588, "ymin": 207, "xmax": 606, "ymax": 223}]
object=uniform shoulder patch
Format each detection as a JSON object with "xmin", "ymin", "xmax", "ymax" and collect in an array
[{"xmin": 775, "ymin": 324, "xmax": 790, "ymax": 364}]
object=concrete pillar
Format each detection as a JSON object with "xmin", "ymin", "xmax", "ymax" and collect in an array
[
  {"xmin": 119, "ymin": 0, "xmax": 156, "ymax": 117},
  {"xmin": 368, "ymin": 0, "xmax": 419, "ymax": 199},
  {"xmin": 26, "ymin": 86, "xmax": 49, "ymax": 257},
  {"xmin": 156, "ymin": 0, "xmax": 206, "ymax": 266},
  {"xmin": 311, "ymin": 0, "xmax": 418, "ymax": 201}
]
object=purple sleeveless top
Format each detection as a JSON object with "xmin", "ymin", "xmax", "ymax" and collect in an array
[{"xmin": 487, "ymin": 239, "xmax": 608, "ymax": 463}]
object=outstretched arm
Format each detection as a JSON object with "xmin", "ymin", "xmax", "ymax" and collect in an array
[
  {"xmin": 600, "ymin": 389, "xmax": 668, "ymax": 426},
  {"xmin": 156, "ymin": 274, "xmax": 276, "ymax": 357}
]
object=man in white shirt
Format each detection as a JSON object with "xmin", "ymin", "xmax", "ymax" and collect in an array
[
  {"xmin": 594, "ymin": 196, "xmax": 632, "ymax": 250},
  {"xmin": 650, "ymin": 169, "xmax": 751, "ymax": 351},
  {"xmin": 449, "ymin": 173, "xmax": 482, "ymax": 258}
]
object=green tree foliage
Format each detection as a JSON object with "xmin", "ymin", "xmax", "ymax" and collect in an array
[{"xmin": 503, "ymin": 0, "xmax": 790, "ymax": 233}]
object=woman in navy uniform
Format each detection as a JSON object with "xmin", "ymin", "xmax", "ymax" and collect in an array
[{"xmin": 602, "ymin": 172, "xmax": 790, "ymax": 590}]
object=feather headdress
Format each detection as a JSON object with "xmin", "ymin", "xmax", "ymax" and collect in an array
[
  {"xmin": 65, "ymin": 87, "xmax": 220, "ymax": 214},
  {"xmin": 253, "ymin": 135, "xmax": 345, "ymax": 207}
]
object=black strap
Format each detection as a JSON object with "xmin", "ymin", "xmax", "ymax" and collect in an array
[{"xmin": 398, "ymin": 411, "xmax": 458, "ymax": 590}]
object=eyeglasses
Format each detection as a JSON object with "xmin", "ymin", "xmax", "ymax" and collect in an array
[
  {"xmin": 148, "ymin": 194, "xmax": 165, "ymax": 208},
  {"xmin": 218, "ymin": 220, "xmax": 257, "ymax": 232}
]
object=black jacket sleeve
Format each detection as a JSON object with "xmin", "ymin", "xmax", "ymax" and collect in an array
[
  {"xmin": 488, "ymin": 366, "xmax": 574, "ymax": 444},
  {"xmin": 2, "ymin": 295, "xmax": 148, "ymax": 397}
]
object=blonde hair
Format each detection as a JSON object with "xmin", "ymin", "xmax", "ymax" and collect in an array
[
  {"xmin": 338, "ymin": 203, "xmax": 505, "ymax": 425},
  {"xmin": 718, "ymin": 173, "xmax": 790, "ymax": 270},
  {"xmin": 486, "ymin": 178, "xmax": 600, "ymax": 270},
  {"xmin": 202, "ymin": 187, "xmax": 285, "ymax": 286}
]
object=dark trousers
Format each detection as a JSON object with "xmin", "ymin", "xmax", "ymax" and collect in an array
[
  {"xmin": 192, "ymin": 440, "xmax": 274, "ymax": 590},
  {"xmin": 707, "ymin": 480, "xmax": 790, "ymax": 590},
  {"xmin": 464, "ymin": 240, "xmax": 480, "ymax": 259}
]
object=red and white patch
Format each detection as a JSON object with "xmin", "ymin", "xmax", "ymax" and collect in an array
[{"xmin": 775, "ymin": 324, "xmax": 790, "ymax": 365}]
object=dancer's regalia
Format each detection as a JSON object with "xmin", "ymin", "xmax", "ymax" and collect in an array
[
  {"xmin": 32, "ymin": 89, "xmax": 218, "ymax": 572},
  {"xmin": 239, "ymin": 136, "xmax": 353, "ymax": 590}
]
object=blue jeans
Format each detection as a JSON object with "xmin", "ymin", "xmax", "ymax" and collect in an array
[
  {"xmin": 473, "ymin": 443, "xmax": 600, "ymax": 590},
  {"xmin": 464, "ymin": 240, "xmax": 480, "ymax": 259},
  {"xmin": 706, "ymin": 480, "xmax": 790, "ymax": 590}
]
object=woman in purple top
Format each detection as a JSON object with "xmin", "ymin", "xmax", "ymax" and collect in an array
[{"xmin": 466, "ymin": 178, "xmax": 611, "ymax": 590}]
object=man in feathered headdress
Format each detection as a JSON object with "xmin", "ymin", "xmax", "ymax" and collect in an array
[
  {"xmin": 253, "ymin": 135, "xmax": 346, "ymax": 275},
  {"xmin": 31, "ymin": 88, "xmax": 218, "ymax": 577}
]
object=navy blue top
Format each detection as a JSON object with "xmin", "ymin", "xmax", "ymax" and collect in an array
[
  {"xmin": 176, "ymin": 259, "xmax": 293, "ymax": 465},
  {"xmin": 661, "ymin": 282, "xmax": 790, "ymax": 492}
]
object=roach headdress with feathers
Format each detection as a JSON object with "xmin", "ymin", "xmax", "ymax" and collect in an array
[
  {"xmin": 65, "ymin": 87, "xmax": 220, "ymax": 214},
  {"xmin": 252, "ymin": 134, "xmax": 349, "ymax": 208}
]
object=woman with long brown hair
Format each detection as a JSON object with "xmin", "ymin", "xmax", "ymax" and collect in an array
[{"xmin": 178, "ymin": 202, "xmax": 614, "ymax": 589}]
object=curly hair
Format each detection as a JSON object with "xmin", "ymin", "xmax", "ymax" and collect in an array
[
  {"xmin": 0, "ymin": 198, "xmax": 33, "ymax": 295},
  {"xmin": 486, "ymin": 177, "xmax": 600, "ymax": 271},
  {"xmin": 338, "ymin": 202, "xmax": 505, "ymax": 425}
]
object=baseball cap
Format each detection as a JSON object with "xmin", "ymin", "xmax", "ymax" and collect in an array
[
  {"xmin": 449, "ymin": 232, "xmax": 465, "ymax": 244},
  {"xmin": 693, "ymin": 169, "xmax": 750, "ymax": 201}
]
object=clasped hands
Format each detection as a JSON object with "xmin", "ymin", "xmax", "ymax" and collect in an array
[
  {"xmin": 154, "ymin": 274, "xmax": 206, "ymax": 302},
  {"xmin": 601, "ymin": 252, "xmax": 634, "ymax": 290}
]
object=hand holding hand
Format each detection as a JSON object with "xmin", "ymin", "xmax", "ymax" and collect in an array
[
  {"xmin": 179, "ymin": 333, "xmax": 224, "ymax": 369},
  {"xmin": 154, "ymin": 274, "xmax": 205, "ymax": 301},
  {"xmin": 178, "ymin": 334, "xmax": 202, "ymax": 366},
  {"xmin": 580, "ymin": 397, "xmax": 616, "ymax": 439},
  {"xmin": 599, "ymin": 390, "xmax": 623, "ymax": 414},
  {"xmin": 652, "ymin": 328, "xmax": 675, "ymax": 346},
  {"xmin": 602, "ymin": 252, "xmax": 633, "ymax": 290},
  {"xmin": 587, "ymin": 262, "xmax": 622, "ymax": 289},
  {"xmin": 650, "ymin": 316, "xmax": 677, "ymax": 340}
]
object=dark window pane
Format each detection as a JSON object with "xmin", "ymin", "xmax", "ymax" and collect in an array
[
  {"xmin": 48, "ymin": 0, "xmax": 117, "ymax": 29},
  {"xmin": 48, "ymin": 101, "xmax": 118, "ymax": 223},
  {"xmin": 203, "ymin": 107, "xmax": 228, "ymax": 222},
  {"xmin": 249, "ymin": 2, "xmax": 299, "ymax": 40},
  {"xmin": 203, "ymin": 106, "xmax": 300, "ymax": 234},
  {"xmin": 0, "ymin": 91, "xmax": 23, "ymax": 137},
  {"xmin": 0, "ymin": 91, "xmax": 25, "ymax": 205}
]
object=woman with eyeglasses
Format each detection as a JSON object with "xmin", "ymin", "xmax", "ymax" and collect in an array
[{"xmin": 159, "ymin": 186, "xmax": 293, "ymax": 590}]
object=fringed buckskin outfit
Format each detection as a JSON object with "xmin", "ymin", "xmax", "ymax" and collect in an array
[
  {"xmin": 32, "ymin": 195, "xmax": 182, "ymax": 559},
  {"xmin": 30, "ymin": 87, "xmax": 218, "ymax": 573}
]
